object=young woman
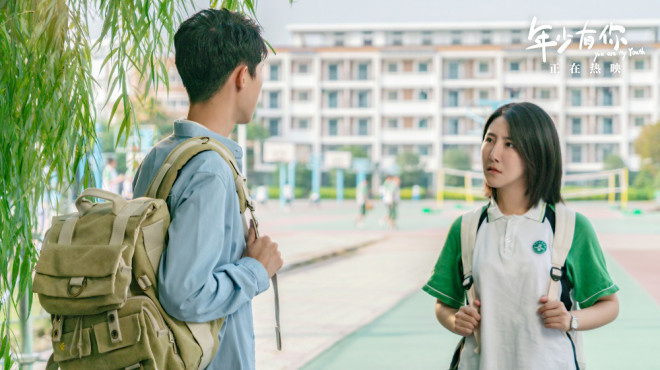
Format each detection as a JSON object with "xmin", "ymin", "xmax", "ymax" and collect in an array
[{"xmin": 423, "ymin": 102, "xmax": 619, "ymax": 369}]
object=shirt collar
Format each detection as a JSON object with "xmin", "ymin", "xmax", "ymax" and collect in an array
[
  {"xmin": 487, "ymin": 198, "xmax": 546, "ymax": 223},
  {"xmin": 173, "ymin": 119, "xmax": 243, "ymax": 161}
]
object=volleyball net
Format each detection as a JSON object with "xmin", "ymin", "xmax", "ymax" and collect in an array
[{"xmin": 436, "ymin": 168, "xmax": 629, "ymax": 209}]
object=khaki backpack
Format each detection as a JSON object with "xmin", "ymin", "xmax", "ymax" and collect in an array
[{"xmin": 33, "ymin": 137, "xmax": 278, "ymax": 369}]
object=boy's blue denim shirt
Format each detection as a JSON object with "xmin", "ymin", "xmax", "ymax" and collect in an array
[{"xmin": 133, "ymin": 119, "xmax": 270, "ymax": 370}]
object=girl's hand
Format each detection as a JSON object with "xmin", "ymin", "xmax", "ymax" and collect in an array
[
  {"xmin": 537, "ymin": 295, "xmax": 571, "ymax": 331},
  {"xmin": 454, "ymin": 299, "xmax": 481, "ymax": 337}
]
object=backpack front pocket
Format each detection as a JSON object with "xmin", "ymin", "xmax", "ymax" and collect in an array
[{"xmin": 34, "ymin": 243, "xmax": 132, "ymax": 315}]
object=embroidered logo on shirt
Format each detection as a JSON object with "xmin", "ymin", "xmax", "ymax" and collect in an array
[{"xmin": 532, "ymin": 240, "xmax": 547, "ymax": 254}]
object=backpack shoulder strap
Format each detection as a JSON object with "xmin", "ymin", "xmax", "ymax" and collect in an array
[
  {"xmin": 548, "ymin": 202, "xmax": 576, "ymax": 301},
  {"xmin": 459, "ymin": 203, "xmax": 488, "ymax": 354},
  {"xmin": 146, "ymin": 137, "xmax": 254, "ymax": 215}
]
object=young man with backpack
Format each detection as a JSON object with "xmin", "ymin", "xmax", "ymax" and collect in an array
[{"xmin": 131, "ymin": 9, "xmax": 282, "ymax": 369}]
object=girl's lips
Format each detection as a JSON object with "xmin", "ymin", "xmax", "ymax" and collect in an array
[{"xmin": 487, "ymin": 169, "xmax": 501, "ymax": 174}]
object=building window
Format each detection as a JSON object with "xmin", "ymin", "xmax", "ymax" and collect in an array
[
  {"xmin": 602, "ymin": 118, "xmax": 613, "ymax": 134},
  {"xmin": 448, "ymin": 118, "xmax": 459, "ymax": 135},
  {"xmin": 633, "ymin": 88, "xmax": 645, "ymax": 99},
  {"xmin": 603, "ymin": 61, "xmax": 613, "ymax": 78},
  {"xmin": 421, "ymin": 32, "xmax": 433, "ymax": 46},
  {"xmin": 511, "ymin": 29, "xmax": 522, "ymax": 44},
  {"xmin": 269, "ymin": 64, "xmax": 279, "ymax": 81},
  {"xmin": 357, "ymin": 91, "xmax": 369, "ymax": 108},
  {"xmin": 509, "ymin": 61, "xmax": 520, "ymax": 72},
  {"xmin": 418, "ymin": 145, "xmax": 430, "ymax": 156},
  {"xmin": 333, "ymin": 32, "xmax": 345, "ymax": 47},
  {"xmin": 362, "ymin": 31, "xmax": 373, "ymax": 46},
  {"xmin": 509, "ymin": 89, "xmax": 520, "ymax": 99},
  {"xmin": 391, "ymin": 31, "xmax": 403, "ymax": 46},
  {"xmin": 418, "ymin": 90, "xmax": 429, "ymax": 101},
  {"xmin": 268, "ymin": 118, "xmax": 280, "ymax": 136},
  {"xmin": 328, "ymin": 64, "xmax": 338, "ymax": 80},
  {"xmin": 570, "ymin": 145, "xmax": 582, "ymax": 163},
  {"xmin": 268, "ymin": 91, "xmax": 280, "ymax": 109},
  {"xmin": 328, "ymin": 119, "xmax": 338, "ymax": 136},
  {"xmin": 418, "ymin": 62, "xmax": 429, "ymax": 73},
  {"xmin": 634, "ymin": 117, "xmax": 645, "ymax": 126},
  {"xmin": 448, "ymin": 91, "xmax": 459, "ymax": 107},
  {"xmin": 570, "ymin": 61, "xmax": 581, "ymax": 78},
  {"xmin": 386, "ymin": 146, "xmax": 398, "ymax": 155},
  {"xmin": 328, "ymin": 91, "xmax": 338, "ymax": 108},
  {"xmin": 571, "ymin": 90, "xmax": 582, "ymax": 107},
  {"xmin": 418, "ymin": 118, "xmax": 429, "ymax": 129},
  {"xmin": 387, "ymin": 62, "xmax": 398, "ymax": 73},
  {"xmin": 634, "ymin": 60, "xmax": 645, "ymax": 70},
  {"xmin": 387, "ymin": 91, "xmax": 398, "ymax": 101},
  {"xmin": 298, "ymin": 91, "xmax": 310, "ymax": 101},
  {"xmin": 597, "ymin": 144, "xmax": 615, "ymax": 161},
  {"xmin": 540, "ymin": 89, "xmax": 551, "ymax": 99},
  {"xmin": 451, "ymin": 30, "xmax": 462, "ymax": 45},
  {"xmin": 297, "ymin": 63, "xmax": 310, "ymax": 74},
  {"xmin": 358, "ymin": 119, "xmax": 369, "ymax": 135},
  {"xmin": 358, "ymin": 63, "xmax": 369, "ymax": 80},
  {"xmin": 448, "ymin": 62, "xmax": 459, "ymax": 79},
  {"xmin": 481, "ymin": 30, "xmax": 492, "ymax": 45},
  {"xmin": 387, "ymin": 118, "xmax": 398, "ymax": 129},
  {"xmin": 602, "ymin": 88, "xmax": 613, "ymax": 106},
  {"xmin": 479, "ymin": 90, "xmax": 489, "ymax": 101},
  {"xmin": 478, "ymin": 62, "xmax": 489, "ymax": 74},
  {"xmin": 297, "ymin": 118, "xmax": 309, "ymax": 130},
  {"xmin": 571, "ymin": 118, "xmax": 582, "ymax": 135}
]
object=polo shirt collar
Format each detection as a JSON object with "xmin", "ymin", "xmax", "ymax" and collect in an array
[
  {"xmin": 487, "ymin": 198, "xmax": 546, "ymax": 222},
  {"xmin": 173, "ymin": 119, "xmax": 243, "ymax": 162}
]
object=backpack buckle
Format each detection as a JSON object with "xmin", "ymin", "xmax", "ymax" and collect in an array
[
  {"xmin": 550, "ymin": 266, "xmax": 563, "ymax": 281},
  {"xmin": 462, "ymin": 275, "xmax": 473, "ymax": 290},
  {"xmin": 67, "ymin": 277, "xmax": 87, "ymax": 297}
]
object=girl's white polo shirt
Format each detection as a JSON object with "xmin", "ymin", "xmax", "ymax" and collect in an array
[{"xmin": 424, "ymin": 200, "xmax": 618, "ymax": 370}]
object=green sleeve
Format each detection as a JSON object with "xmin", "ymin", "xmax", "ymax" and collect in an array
[
  {"xmin": 565, "ymin": 212, "xmax": 619, "ymax": 309},
  {"xmin": 422, "ymin": 216, "xmax": 465, "ymax": 309}
]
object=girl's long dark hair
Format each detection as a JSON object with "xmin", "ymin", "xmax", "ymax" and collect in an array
[{"xmin": 482, "ymin": 102, "xmax": 563, "ymax": 209}]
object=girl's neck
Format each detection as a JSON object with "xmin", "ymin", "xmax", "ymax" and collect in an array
[{"xmin": 495, "ymin": 185, "xmax": 531, "ymax": 215}]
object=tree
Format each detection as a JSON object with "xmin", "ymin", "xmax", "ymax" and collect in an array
[
  {"xmin": 603, "ymin": 154, "xmax": 626, "ymax": 171},
  {"xmin": 634, "ymin": 121, "xmax": 660, "ymax": 173},
  {"xmin": 0, "ymin": 0, "xmax": 276, "ymax": 365},
  {"xmin": 443, "ymin": 148, "xmax": 472, "ymax": 186},
  {"xmin": 396, "ymin": 150, "xmax": 425, "ymax": 188}
]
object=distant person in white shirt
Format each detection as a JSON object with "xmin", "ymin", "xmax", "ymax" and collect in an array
[{"xmin": 102, "ymin": 158, "xmax": 124, "ymax": 194}]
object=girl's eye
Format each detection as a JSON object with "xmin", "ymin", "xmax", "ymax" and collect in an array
[
  {"xmin": 505, "ymin": 142, "xmax": 514, "ymax": 148},
  {"xmin": 485, "ymin": 137, "xmax": 493, "ymax": 143}
]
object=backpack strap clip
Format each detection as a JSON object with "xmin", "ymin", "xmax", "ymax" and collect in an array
[
  {"xmin": 462, "ymin": 275, "xmax": 474, "ymax": 290},
  {"xmin": 550, "ymin": 266, "xmax": 563, "ymax": 281}
]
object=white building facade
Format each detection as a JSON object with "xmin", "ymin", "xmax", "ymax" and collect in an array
[{"xmin": 250, "ymin": 20, "xmax": 660, "ymax": 184}]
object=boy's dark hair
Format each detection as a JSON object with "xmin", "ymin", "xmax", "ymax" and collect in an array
[
  {"xmin": 482, "ymin": 102, "xmax": 563, "ymax": 209},
  {"xmin": 174, "ymin": 9, "xmax": 268, "ymax": 104}
]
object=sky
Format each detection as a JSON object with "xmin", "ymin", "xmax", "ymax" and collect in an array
[{"xmin": 252, "ymin": 0, "xmax": 660, "ymax": 46}]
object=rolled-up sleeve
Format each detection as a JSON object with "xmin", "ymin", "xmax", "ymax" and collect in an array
[{"xmin": 158, "ymin": 170, "xmax": 270, "ymax": 323}]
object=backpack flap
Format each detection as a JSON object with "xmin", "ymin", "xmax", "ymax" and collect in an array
[
  {"xmin": 33, "ymin": 240, "xmax": 132, "ymax": 315},
  {"xmin": 33, "ymin": 190, "xmax": 156, "ymax": 315}
]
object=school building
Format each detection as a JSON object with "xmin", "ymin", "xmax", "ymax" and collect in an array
[{"xmin": 154, "ymin": 19, "xmax": 660, "ymax": 188}]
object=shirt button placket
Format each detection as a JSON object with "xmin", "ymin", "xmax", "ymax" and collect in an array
[{"xmin": 504, "ymin": 219, "xmax": 513, "ymax": 255}]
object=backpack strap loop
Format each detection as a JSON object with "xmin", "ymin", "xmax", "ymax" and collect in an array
[
  {"xmin": 548, "ymin": 202, "xmax": 576, "ymax": 301},
  {"xmin": 459, "ymin": 205, "xmax": 487, "ymax": 354},
  {"xmin": 58, "ymin": 215, "xmax": 79, "ymax": 246}
]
